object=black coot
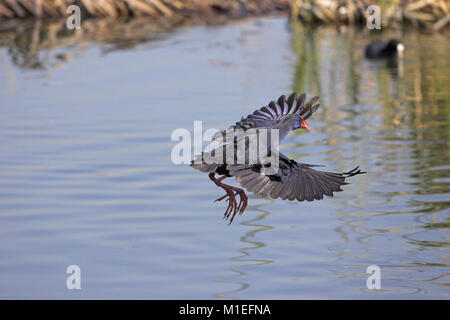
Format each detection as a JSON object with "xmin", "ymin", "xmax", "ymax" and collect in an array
[{"xmin": 365, "ymin": 39, "xmax": 404, "ymax": 59}]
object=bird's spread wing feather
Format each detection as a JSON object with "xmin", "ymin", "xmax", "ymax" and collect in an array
[
  {"xmin": 227, "ymin": 153, "xmax": 365, "ymax": 202},
  {"xmin": 213, "ymin": 92, "xmax": 320, "ymax": 142}
]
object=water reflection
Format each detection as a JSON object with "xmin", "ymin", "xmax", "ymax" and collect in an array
[
  {"xmin": 290, "ymin": 23, "xmax": 449, "ymax": 294},
  {"xmin": 0, "ymin": 18, "xmax": 174, "ymax": 69},
  {"xmin": 0, "ymin": 16, "xmax": 448, "ymax": 298},
  {"xmin": 214, "ymin": 200, "xmax": 274, "ymax": 299}
]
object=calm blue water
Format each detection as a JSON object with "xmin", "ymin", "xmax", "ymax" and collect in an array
[{"xmin": 0, "ymin": 16, "xmax": 449, "ymax": 299}]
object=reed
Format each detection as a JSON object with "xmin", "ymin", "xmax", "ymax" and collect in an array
[
  {"xmin": 0, "ymin": 1, "xmax": 448, "ymax": 31},
  {"xmin": 0, "ymin": 0, "xmax": 290, "ymax": 19},
  {"xmin": 292, "ymin": 0, "xmax": 450, "ymax": 31}
]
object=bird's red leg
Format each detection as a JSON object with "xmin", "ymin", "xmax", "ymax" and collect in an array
[
  {"xmin": 209, "ymin": 173, "xmax": 237, "ymax": 221},
  {"xmin": 208, "ymin": 173, "xmax": 248, "ymax": 223}
]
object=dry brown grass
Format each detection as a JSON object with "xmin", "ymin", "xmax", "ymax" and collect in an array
[
  {"xmin": 0, "ymin": 0, "xmax": 290, "ymax": 19},
  {"xmin": 292, "ymin": 0, "xmax": 450, "ymax": 30},
  {"xmin": 0, "ymin": 0, "xmax": 448, "ymax": 31}
]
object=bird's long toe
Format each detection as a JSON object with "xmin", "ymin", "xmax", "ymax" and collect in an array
[
  {"xmin": 224, "ymin": 193, "xmax": 237, "ymax": 220},
  {"xmin": 214, "ymin": 193, "xmax": 228, "ymax": 202},
  {"xmin": 237, "ymin": 192, "xmax": 248, "ymax": 214},
  {"xmin": 215, "ymin": 191, "xmax": 237, "ymax": 203}
]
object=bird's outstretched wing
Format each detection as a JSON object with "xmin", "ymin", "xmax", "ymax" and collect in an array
[
  {"xmin": 227, "ymin": 153, "xmax": 365, "ymax": 202},
  {"xmin": 213, "ymin": 92, "xmax": 320, "ymax": 141}
]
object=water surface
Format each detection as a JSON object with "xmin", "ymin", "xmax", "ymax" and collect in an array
[{"xmin": 0, "ymin": 16, "xmax": 449, "ymax": 299}]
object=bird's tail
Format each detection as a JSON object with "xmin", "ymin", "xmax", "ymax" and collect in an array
[{"xmin": 342, "ymin": 166, "xmax": 366, "ymax": 178}]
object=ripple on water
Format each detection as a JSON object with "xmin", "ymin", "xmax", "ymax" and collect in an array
[{"xmin": 0, "ymin": 17, "xmax": 449, "ymax": 298}]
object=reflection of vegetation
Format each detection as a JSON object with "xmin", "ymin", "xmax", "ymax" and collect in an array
[
  {"xmin": 291, "ymin": 26, "xmax": 308, "ymax": 94},
  {"xmin": 0, "ymin": 18, "xmax": 174, "ymax": 69},
  {"xmin": 289, "ymin": 25, "xmax": 450, "ymax": 257},
  {"xmin": 423, "ymin": 220, "xmax": 450, "ymax": 230},
  {"xmin": 291, "ymin": 24, "xmax": 322, "ymax": 97}
]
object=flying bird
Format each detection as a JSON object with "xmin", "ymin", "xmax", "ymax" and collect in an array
[{"xmin": 191, "ymin": 93, "xmax": 365, "ymax": 223}]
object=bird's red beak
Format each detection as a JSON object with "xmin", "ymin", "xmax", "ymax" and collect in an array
[{"xmin": 300, "ymin": 117, "xmax": 310, "ymax": 131}]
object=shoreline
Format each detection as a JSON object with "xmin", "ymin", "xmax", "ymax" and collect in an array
[{"xmin": 0, "ymin": 0, "xmax": 448, "ymax": 33}]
